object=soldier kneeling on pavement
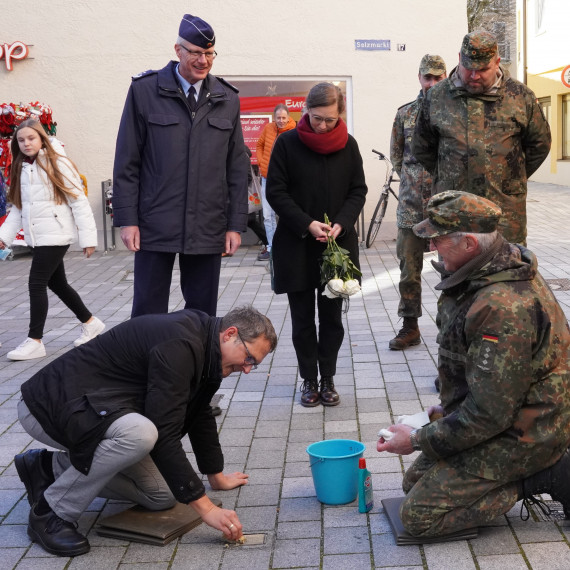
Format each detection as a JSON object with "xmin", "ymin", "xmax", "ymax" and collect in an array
[
  {"xmin": 14, "ymin": 306, "xmax": 277, "ymax": 557},
  {"xmin": 377, "ymin": 191, "xmax": 570, "ymax": 537}
]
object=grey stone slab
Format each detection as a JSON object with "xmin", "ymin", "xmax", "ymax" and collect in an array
[
  {"xmin": 521, "ymin": 542, "xmax": 570, "ymax": 570},
  {"xmin": 235, "ymin": 505, "xmax": 277, "ymax": 531},
  {"xmin": 277, "ymin": 520, "xmax": 321, "ymax": 539},
  {"xmin": 221, "ymin": 546, "xmax": 272, "ymax": 570},
  {"xmin": 272, "ymin": 538, "xmax": 321, "ymax": 568},
  {"xmin": 323, "ymin": 505, "xmax": 367, "ymax": 528},
  {"xmin": 278, "ymin": 497, "xmax": 322, "ymax": 522},
  {"xmin": 323, "ymin": 553, "xmax": 374, "ymax": 569},
  {"xmin": 0, "ymin": 548, "xmax": 26, "ymax": 570},
  {"xmin": 510, "ymin": 518, "xmax": 566, "ymax": 543},
  {"xmin": 323, "ymin": 526, "xmax": 370, "ymax": 555},
  {"xmin": 121, "ymin": 541, "xmax": 177, "ymax": 563},
  {"xmin": 246, "ymin": 467, "xmax": 283, "ymax": 486},
  {"xmin": 16, "ymin": 557, "xmax": 71, "ymax": 570},
  {"xmin": 371, "ymin": 533, "xmax": 422, "ymax": 567},
  {"xmin": 67, "ymin": 546, "xmax": 127, "ymax": 569},
  {"xmin": 237, "ymin": 483, "xmax": 280, "ymax": 507},
  {"xmin": 281, "ymin": 477, "xmax": 315, "ymax": 499},
  {"xmin": 477, "ymin": 554, "xmax": 531, "ymax": 570},
  {"xmin": 422, "ymin": 541, "xmax": 477, "ymax": 569},
  {"xmin": 170, "ymin": 542, "xmax": 224, "ymax": 570},
  {"xmin": 470, "ymin": 525, "xmax": 521, "ymax": 555}
]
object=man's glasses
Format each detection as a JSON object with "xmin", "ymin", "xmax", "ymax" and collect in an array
[
  {"xmin": 178, "ymin": 44, "xmax": 217, "ymax": 60},
  {"xmin": 309, "ymin": 113, "xmax": 339, "ymax": 126},
  {"xmin": 237, "ymin": 330, "xmax": 258, "ymax": 370}
]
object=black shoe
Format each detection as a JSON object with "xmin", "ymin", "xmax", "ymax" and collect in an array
[
  {"xmin": 389, "ymin": 318, "xmax": 421, "ymax": 350},
  {"xmin": 28, "ymin": 506, "xmax": 90, "ymax": 557},
  {"xmin": 521, "ymin": 449, "xmax": 570, "ymax": 518},
  {"xmin": 15, "ymin": 449, "xmax": 55, "ymax": 506},
  {"xmin": 300, "ymin": 379, "xmax": 320, "ymax": 407},
  {"xmin": 434, "ymin": 376, "xmax": 441, "ymax": 392},
  {"xmin": 211, "ymin": 405, "xmax": 222, "ymax": 417},
  {"xmin": 320, "ymin": 376, "xmax": 340, "ymax": 407}
]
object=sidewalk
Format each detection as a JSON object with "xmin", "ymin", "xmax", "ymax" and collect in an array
[{"xmin": 1, "ymin": 181, "xmax": 570, "ymax": 569}]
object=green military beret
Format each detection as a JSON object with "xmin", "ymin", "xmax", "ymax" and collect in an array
[
  {"xmin": 460, "ymin": 30, "xmax": 498, "ymax": 70},
  {"xmin": 413, "ymin": 191, "xmax": 502, "ymax": 238}
]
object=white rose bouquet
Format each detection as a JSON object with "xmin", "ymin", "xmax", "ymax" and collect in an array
[{"xmin": 320, "ymin": 214, "xmax": 362, "ymax": 300}]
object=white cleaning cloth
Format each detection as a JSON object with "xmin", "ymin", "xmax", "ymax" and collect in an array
[{"xmin": 378, "ymin": 410, "xmax": 430, "ymax": 441}]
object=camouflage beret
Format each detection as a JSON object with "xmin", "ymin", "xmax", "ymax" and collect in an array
[
  {"xmin": 460, "ymin": 30, "xmax": 498, "ymax": 70},
  {"xmin": 413, "ymin": 191, "xmax": 502, "ymax": 238},
  {"xmin": 419, "ymin": 54, "xmax": 446, "ymax": 76}
]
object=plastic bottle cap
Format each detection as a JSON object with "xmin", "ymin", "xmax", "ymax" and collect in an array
[{"xmin": 359, "ymin": 457, "xmax": 366, "ymax": 469}]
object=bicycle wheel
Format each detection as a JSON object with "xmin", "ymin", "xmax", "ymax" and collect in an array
[{"xmin": 365, "ymin": 193, "xmax": 389, "ymax": 248}]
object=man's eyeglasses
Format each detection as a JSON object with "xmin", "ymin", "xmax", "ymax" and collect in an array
[
  {"xmin": 237, "ymin": 330, "xmax": 258, "ymax": 370},
  {"xmin": 179, "ymin": 44, "xmax": 217, "ymax": 60},
  {"xmin": 309, "ymin": 113, "xmax": 339, "ymax": 126}
]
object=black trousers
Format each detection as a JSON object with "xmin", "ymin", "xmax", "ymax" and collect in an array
[
  {"xmin": 131, "ymin": 250, "xmax": 222, "ymax": 317},
  {"xmin": 287, "ymin": 287, "xmax": 344, "ymax": 380},
  {"xmin": 28, "ymin": 245, "xmax": 92, "ymax": 339}
]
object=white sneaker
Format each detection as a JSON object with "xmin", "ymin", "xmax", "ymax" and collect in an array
[
  {"xmin": 7, "ymin": 338, "xmax": 46, "ymax": 361},
  {"xmin": 74, "ymin": 317, "xmax": 105, "ymax": 347}
]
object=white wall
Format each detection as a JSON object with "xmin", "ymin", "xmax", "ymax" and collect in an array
[{"xmin": 1, "ymin": 0, "xmax": 467, "ymax": 245}]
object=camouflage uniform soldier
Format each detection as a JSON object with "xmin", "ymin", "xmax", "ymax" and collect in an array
[
  {"xmin": 377, "ymin": 191, "xmax": 570, "ymax": 538},
  {"xmin": 412, "ymin": 31, "xmax": 551, "ymax": 246},
  {"xmin": 389, "ymin": 54, "xmax": 447, "ymax": 350}
]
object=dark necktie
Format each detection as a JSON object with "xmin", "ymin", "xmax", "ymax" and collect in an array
[{"xmin": 187, "ymin": 85, "xmax": 197, "ymax": 111}]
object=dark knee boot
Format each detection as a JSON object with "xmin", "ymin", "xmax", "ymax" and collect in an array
[
  {"xmin": 520, "ymin": 449, "xmax": 570, "ymax": 518},
  {"xmin": 300, "ymin": 378, "xmax": 320, "ymax": 407}
]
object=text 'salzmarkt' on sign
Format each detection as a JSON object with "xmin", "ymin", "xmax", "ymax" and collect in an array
[
  {"xmin": 354, "ymin": 39, "xmax": 391, "ymax": 51},
  {"xmin": 0, "ymin": 41, "xmax": 30, "ymax": 71}
]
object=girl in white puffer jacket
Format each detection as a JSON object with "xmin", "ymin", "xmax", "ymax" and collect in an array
[{"xmin": 0, "ymin": 118, "xmax": 105, "ymax": 360}]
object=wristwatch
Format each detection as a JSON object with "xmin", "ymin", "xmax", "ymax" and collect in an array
[{"xmin": 409, "ymin": 429, "xmax": 421, "ymax": 451}]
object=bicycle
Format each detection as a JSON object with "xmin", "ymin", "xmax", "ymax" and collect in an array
[{"xmin": 365, "ymin": 149, "xmax": 400, "ymax": 249}]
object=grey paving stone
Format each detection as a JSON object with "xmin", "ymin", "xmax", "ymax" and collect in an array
[
  {"xmin": 477, "ymin": 554, "xmax": 530, "ymax": 570},
  {"xmin": 121, "ymin": 541, "xmax": 176, "ymax": 563},
  {"xmin": 221, "ymin": 546, "xmax": 272, "ymax": 570},
  {"xmin": 371, "ymin": 533, "xmax": 422, "ymax": 567},
  {"xmin": 521, "ymin": 542, "xmax": 570, "ymax": 570},
  {"xmin": 322, "ymin": 553, "xmax": 374, "ymax": 569},
  {"xmin": 272, "ymin": 538, "xmax": 321, "ymax": 568},
  {"xmin": 237, "ymin": 483, "xmax": 280, "ymax": 507},
  {"xmin": 246, "ymin": 467, "xmax": 284, "ymax": 486},
  {"xmin": 235, "ymin": 505, "xmax": 277, "ymax": 531},
  {"xmin": 323, "ymin": 526, "xmax": 370, "ymax": 554},
  {"xmin": 278, "ymin": 497, "xmax": 322, "ymax": 522},
  {"xmin": 15, "ymin": 557, "xmax": 71, "ymax": 570},
  {"xmin": 423, "ymin": 541, "xmax": 477, "ymax": 569},
  {"xmin": 281, "ymin": 477, "xmax": 315, "ymax": 499},
  {"xmin": 170, "ymin": 542, "xmax": 224, "ymax": 569},
  {"xmin": 324, "ymin": 505, "xmax": 367, "ymax": 528},
  {"xmin": 470, "ymin": 525, "xmax": 521, "ymax": 555},
  {"xmin": 277, "ymin": 520, "xmax": 321, "ymax": 539}
]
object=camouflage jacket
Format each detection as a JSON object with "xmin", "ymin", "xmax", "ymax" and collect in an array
[
  {"xmin": 412, "ymin": 67, "xmax": 551, "ymax": 245},
  {"xmin": 390, "ymin": 91, "xmax": 433, "ymax": 228},
  {"xmin": 417, "ymin": 237, "xmax": 570, "ymax": 482}
]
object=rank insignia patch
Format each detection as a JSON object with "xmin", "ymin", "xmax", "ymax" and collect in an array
[{"xmin": 478, "ymin": 334, "xmax": 498, "ymax": 371}]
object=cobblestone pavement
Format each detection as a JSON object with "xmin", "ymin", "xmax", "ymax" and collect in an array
[{"xmin": 1, "ymin": 181, "xmax": 570, "ymax": 569}]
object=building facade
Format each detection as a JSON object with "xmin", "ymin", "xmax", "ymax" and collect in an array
[{"xmin": 1, "ymin": 1, "xmax": 467, "ymax": 245}]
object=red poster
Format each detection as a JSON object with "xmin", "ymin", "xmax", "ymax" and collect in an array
[{"xmin": 240, "ymin": 115, "xmax": 271, "ymax": 164}]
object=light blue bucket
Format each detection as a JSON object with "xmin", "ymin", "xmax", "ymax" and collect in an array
[{"xmin": 306, "ymin": 439, "xmax": 366, "ymax": 504}]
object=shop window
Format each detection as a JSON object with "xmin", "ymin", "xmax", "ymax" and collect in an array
[
  {"xmin": 563, "ymin": 95, "xmax": 570, "ymax": 160},
  {"xmin": 538, "ymin": 97, "xmax": 551, "ymax": 125},
  {"xmin": 227, "ymin": 78, "xmax": 349, "ymax": 164}
]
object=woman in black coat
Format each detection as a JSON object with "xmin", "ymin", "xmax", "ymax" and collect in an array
[{"xmin": 267, "ymin": 83, "xmax": 367, "ymax": 407}]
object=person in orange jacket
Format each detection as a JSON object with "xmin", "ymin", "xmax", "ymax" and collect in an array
[{"xmin": 255, "ymin": 104, "xmax": 296, "ymax": 261}]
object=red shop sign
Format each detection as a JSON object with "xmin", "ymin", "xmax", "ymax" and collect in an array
[
  {"xmin": 1, "ymin": 41, "xmax": 30, "ymax": 71},
  {"xmin": 240, "ymin": 96, "xmax": 306, "ymax": 113}
]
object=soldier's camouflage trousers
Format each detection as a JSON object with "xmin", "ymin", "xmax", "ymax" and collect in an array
[
  {"xmin": 400, "ymin": 452, "xmax": 519, "ymax": 537},
  {"xmin": 396, "ymin": 227, "xmax": 426, "ymax": 318}
]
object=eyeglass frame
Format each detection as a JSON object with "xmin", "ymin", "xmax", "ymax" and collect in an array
[
  {"xmin": 308, "ymin": 112, "xmax": 339, "ymax": 126},
  {"xmin": 178, "ymin": 44, "xmax": 217, "ymax": 60},
  {"xmin": 236, "ymin": 329, "xmax": 258, "ymax": 370}
]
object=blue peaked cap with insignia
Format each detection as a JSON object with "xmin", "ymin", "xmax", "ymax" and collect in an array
[{"xmin": 179, "ymin": 14, "xmax": 215, "ymax": 49}]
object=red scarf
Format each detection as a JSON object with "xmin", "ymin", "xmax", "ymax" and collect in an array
[{"xmin": 296, "ymin": 113, "xmax": 348, "ymax": 155}]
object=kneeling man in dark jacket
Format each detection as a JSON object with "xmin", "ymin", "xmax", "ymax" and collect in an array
[{"xmin": 15, "ymin": 305, "xmax": 277, "ymax": 557}]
